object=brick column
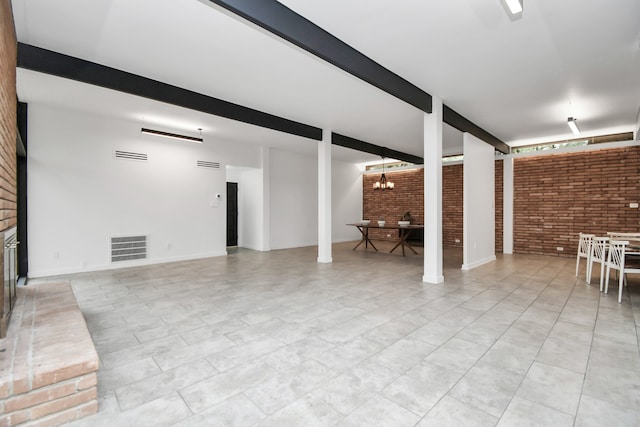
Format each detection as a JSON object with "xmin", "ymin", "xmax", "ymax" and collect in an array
[{"xmin": 0, "ymin": 0, "xmax": 18, "ymax": 338}]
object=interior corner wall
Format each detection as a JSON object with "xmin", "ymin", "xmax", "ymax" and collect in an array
[
  {"xmin": 27, "ymin": 104, "xmax": 230, "ymax": 277},
  {"xmin": 462, "ymin": 133, "xmax": 495, "ymax": 270},
  {"xmin": 443, "ymin": 164, "xmax": 463, "ymax": 248},
  {"xmin": 332, "ymin": 158, "xmax": 361, "ymax": 243},
  {"xmin": 237, "ymin": 167, "xmax": 265, "ymax": 251},
  {"xmin": 269, "ymin": 148, "xmax": 318, "ymax": 250}
]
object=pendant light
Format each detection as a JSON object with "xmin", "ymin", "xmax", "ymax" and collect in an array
[{"xmin": 373, "ymin": 157, "xmax": 394, "ymax": 190}]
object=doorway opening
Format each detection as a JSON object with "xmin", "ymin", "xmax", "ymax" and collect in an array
[{"xmin": 226, "ymin": 182, "xmax": 238, "ymax": 247}]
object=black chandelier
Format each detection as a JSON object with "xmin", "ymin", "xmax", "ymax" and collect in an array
[{"xmin": 373, "ymin": 157, "xmax": 394, "ymax": 190}]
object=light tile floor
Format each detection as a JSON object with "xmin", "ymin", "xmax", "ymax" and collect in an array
[{"xmin": 30, "ymin": 242, "xmax": 640, "ymax": 426}]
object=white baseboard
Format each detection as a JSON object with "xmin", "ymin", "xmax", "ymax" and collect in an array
[
  {"xmin": 461, "ymin": 255, "xmax": 497, "ymax": 271},
  {"xmin": 28, "ymin": 251, "xmax": 228, "ymax": 279}
]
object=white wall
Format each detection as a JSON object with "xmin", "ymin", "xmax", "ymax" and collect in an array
[
  {"xmin": 462, "ymin": 133, "xmax": 496, "ymax": 270},
  {"xmin": 27, "ymin": 105, "xmax": 239, "ymax": 277},
  {"xmin": 269, "ymin": 148, "xmax": 318, "ymax": 249},
  {"xmin": 28, "ymin": 105, "xmax": 367, "ymax": 275},
  {"xmin": 332, "ymin": 157, "xmax": 362, "ymax": 243},
  {"xmin": 237, "ymin": 167, "xmax": 266, "ymax": 251},
  {"xmin": 268, "ymin": 147, "xmax": 363, "ymax": 250},
  {"xmin": 443, "ymin": 123, "xmax": 463, "ymax": 156}
]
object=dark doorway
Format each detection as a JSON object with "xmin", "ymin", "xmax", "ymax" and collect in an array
[
  {"xmin": 226, "ymin": 182, "xmax": 238, "ymax": 247},
  {"xmin": 17, "ymin": 102, "xmax": 28, "ymax": 278}
]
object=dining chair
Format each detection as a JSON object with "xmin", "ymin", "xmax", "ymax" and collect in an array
[
  {"xmin": 587, "ymin": 236, "xmax": 609, "ymax": 290},
  {"xmin": 604, "ymin": 240, "xmax": 640, "ymax": 303},
  {"xmin": 575, "ymin": 233, "xmax": 595, "ymax": 277}
]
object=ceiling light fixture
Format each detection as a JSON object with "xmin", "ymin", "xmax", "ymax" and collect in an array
[
  {"xmin": 567, "ymin": 117, "xmax": 580, "ymax": 135},
  {"xmin": 373, "ymin": 157, "xmax": 394, "ymax": 191},
  {"xmin": 141, "ymin": 127, "xmax": 203, "ymax": 143},
  {"xmin": 504, "ymin": 0, "xmax": 523, "ymax": 14}
]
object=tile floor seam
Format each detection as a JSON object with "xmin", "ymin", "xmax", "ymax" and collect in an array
[
  {"xmin": 175, "ymin": 387, "xmax": 197, "ymax": 418},
  {"xmin": 573, "ymin": 278, "xmax": 602, "ymax": 423},
  {"xmin": 418, "ymin": 393, "xmax": 498, "ymax": 426},
  {"xmin": 303, "ymin": 351, "xmax": 404, "ymax": 419},
  {"xmin": 237, "ymin": 391, "xmax": 267, "ymax": 424},
  {"xmin": 515, "ymin": 360, "xmax": 586, "ymax": 418},
  {"xmin": 500, "ymin": 275, "xmax": 600, "ymax": 423},
  {"xmin": 443, "ymin": 273, "xmax": 568, "ymax": 420},
  {"xmin": 340, "ymin": 325, "xmax": 483, "ymax": 420}
]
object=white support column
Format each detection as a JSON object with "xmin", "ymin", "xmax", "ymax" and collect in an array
[
  {"xmin": 423, "ymin": 97, "xmax": 444, "ymax": 283},
  {"xmin": 462, "ymin": 133, "xmax": 496, "ymax": 270},
  {"xmin": 318, "ymin": 131, "xmax": 333, "ymax": 263},
  {"xmin": 261, "ymin": 146, "xmax": 271, "ymax": 251},
  {"xmin": 503, "ymin": 157, "xmax": 514, "ymax": 254}
]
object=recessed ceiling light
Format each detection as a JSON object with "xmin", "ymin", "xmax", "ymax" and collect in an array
[{"xmin": 505, "ymin": 0, "xmax": 523, "ymax": 15}]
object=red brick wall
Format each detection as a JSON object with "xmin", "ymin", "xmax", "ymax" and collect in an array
[
  {"xmin": 363, "ymin": 162, "xmax": 503, "ymax": 249},
  {"xmin": 443, "ymin": 164, "xmax": 463, "ymax": 248},
  {"xmin": 441, "ymin": 161, "xmax": 503, "ymax": 250},
  {"xmin": 0, "ymin": 0, "xmax": 17, "ymax": 232},
  {"xmin": 363, "ymin": 169, "xmax": 424, "ymax": 240},
  {"xmin": 513, "ymin": 146, "xmax": 640, "ymax": 257}
]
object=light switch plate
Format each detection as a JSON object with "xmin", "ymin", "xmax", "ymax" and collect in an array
[{"xmin": 630, "ymin": 202, "xmax": 639, "ymax": 208}]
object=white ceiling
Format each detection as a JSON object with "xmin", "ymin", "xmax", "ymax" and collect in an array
[{"xmin": 11, "ymin": 0, "xmax": 640, "ymax": 163}]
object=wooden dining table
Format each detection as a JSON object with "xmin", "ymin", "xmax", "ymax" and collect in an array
[{"xmin": 347, "ymin": 223, "xmax": 424, "ymax": 256}]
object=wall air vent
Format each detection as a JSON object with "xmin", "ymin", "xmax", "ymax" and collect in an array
[
  {"xmin": 115, "ymin": 150, "xmax": 148, "ymax": 161},
  {"xmin": 196, "ymin": 160, "xmax": 221, "ymax": 169},
  {"xmin": 111, "ymin": 235, "xmax": 147, "ymax": 262}
]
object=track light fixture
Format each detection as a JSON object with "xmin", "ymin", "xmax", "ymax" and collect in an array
[
  {"xmin": 567, "ymin": 117, "xmax": 580, "ymax": 136},
  {"xmin": 504, "ymin": 0, "xmax": 523, "ymax": 15},
  {"xmin": 141, "ymin": 127, "xmax": 203, "ymax": 143}
]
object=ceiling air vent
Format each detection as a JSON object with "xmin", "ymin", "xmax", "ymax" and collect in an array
[
  {"xmin": 111, "ymin": 235, "xmax": 147, "ymax": 262},
  {"xmin": 197, "ymin": 160, "xmax": 221, "ymax": 169},
  {"xmin": 115, "ymin": 150, "xmax": 148, "ymax": 161}
]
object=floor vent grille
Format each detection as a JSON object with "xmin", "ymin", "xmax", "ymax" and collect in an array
[
  {"xmin": 111, "ymin": 235, "xmax": 147, "ymax": 262},
  {"xmin": 115, "ymin": 150, "xmax": 148, "ymax": 161},
  {"xmin": 197, "ymin": 160, "xmax": 220, "ymax": 169}
]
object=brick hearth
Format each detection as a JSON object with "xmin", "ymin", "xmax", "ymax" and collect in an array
[{"xmin": 0, "ymin": 282, "xmax": 99, "ymax": 427}]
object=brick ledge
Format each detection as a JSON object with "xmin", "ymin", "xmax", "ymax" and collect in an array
[{"xmin": 0, "ymin": 282, "xmax": 99, "ymax": 427}]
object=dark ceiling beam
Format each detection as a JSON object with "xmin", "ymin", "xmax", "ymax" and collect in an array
[
  {"xmin": 206, "ymin": 0, "xmax": 509, "ymax": 153},
  {"xmin": 17, "ymin": 43, "xmax": 323, "ymax": 141},
  {"xmin": 205, "ymin": 0, "xmax": 432, "ymax": 114},
  {"xmin": 332, "ymin": 133, "xmax": 424, "ymax": 165},
  {"xmin": 444, "ymin": 106, "xmax": 510, "ymax": 153}
]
